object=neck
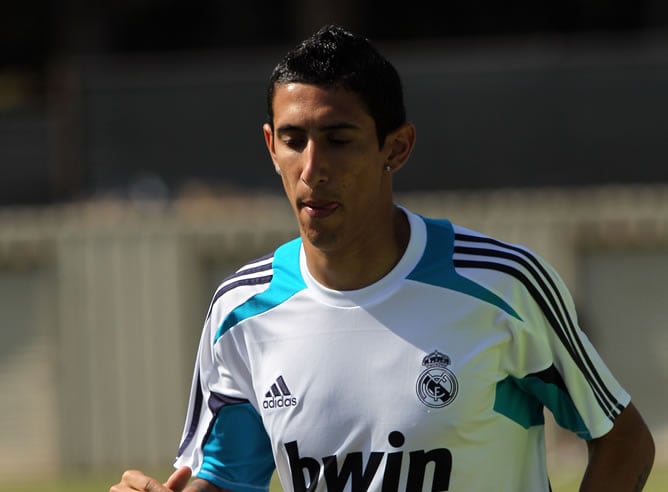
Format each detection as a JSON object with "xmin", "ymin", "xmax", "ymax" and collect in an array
[{"xmin": 303, "ymin": 206, "xmax": 410, "ymax": 291}]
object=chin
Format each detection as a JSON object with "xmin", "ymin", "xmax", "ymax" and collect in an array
[{"xmin": 301, "ymin": 227, "xmax": 343, "ymax": 252}]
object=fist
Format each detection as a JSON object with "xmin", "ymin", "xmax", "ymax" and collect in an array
[{"xmin": 110, "ymin": 467, "xmax": 192, "ymax": 492}]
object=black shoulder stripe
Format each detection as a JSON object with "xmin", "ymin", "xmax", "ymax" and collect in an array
[
  {"xmin": 176, "ymin": 373, "xmax": 204, "ymax": 458},
  {"xmin": 454, "ymin": 234, "xmax": 624, "ymax": 421},
  {"xmin": 456, "ymin": 234, "xmax": 625, "ymax": 418},
  {"xmin": 456, "ymin": 245, "xmax": 585, "ymax": 362},
  {"xmin": 206, "ymin": 274, "xmax": 273, "ymax": 319},
  {"xmin": 206, "ymin": 253, "xmax": 273, "ymax": 320},
  {"xmin": 454, "ymin": 258, "xmax": 617, "ymax": 421},
  {"xmin": 235, "ymin": 253, "xmax": 273, "ymax": 275}
]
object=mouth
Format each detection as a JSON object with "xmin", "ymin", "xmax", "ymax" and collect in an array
[{"xmin": 298, "ymin": 198, "xmax": 340, "ymax": 218}]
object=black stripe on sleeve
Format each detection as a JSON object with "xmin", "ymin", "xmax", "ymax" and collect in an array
[
  {"xmin": 206, "ymin": 273, "xmax": 273, "ymax": 319},
  {"xmin": 176, "ymin": 372, "xmax": 250, "ymax": 458},
  {"xmin": 176, "ymin": 373, "xmax": 204, "ymax": 457},
  {"xmin": 454, "ymin": 233, "xmax": 624, "ymax": 421}
]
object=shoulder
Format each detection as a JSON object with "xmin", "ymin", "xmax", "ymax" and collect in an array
[
  {"xmin": 413, "ymin": 214, "xmax": 545, "ymax": 277},
  {"xmin": 412, "ymin": 214, "xmax": 539, "ymax": 268},
  {"xmin": 206, "ymin": 253, "xmax": 274, "ymax": 320},
  {"xmin": 449, "ymin": 223, "xmax": 576, "ymax": 325},
  {"xmin": 206, "ymin": 237, "xmax": 303, "ymax": 321},
  {"xmin": 451, "ymin": 224, "xmax": 563, "ymax": 293}
]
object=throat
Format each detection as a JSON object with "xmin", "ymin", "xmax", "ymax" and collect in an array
[{"xmin": 304, "ymin": 207, "xmax": 410, "ymax": 291}]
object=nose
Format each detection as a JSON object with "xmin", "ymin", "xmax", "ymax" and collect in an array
[{"xmin": 300, "ymin": 139, "xmax": 329, "ymax": 187}]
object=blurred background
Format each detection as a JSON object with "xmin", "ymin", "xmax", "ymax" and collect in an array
[{"xmin": 1, "ymin": 1, "xmax": 667, "ymax": 490}]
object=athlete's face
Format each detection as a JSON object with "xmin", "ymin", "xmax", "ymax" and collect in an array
[{"xmin": 264, "ymin": 83, "xmax": 412, "ymax": 254}]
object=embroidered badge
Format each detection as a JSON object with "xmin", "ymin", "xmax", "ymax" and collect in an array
[{"xmin": 416, "ymin": 350, "xmax": 459, "ymax": 408}]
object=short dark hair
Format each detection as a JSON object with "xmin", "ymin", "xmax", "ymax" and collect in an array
[{"xmin": 266, "ymin": 25, "xmax": 406, "ymax": 147}]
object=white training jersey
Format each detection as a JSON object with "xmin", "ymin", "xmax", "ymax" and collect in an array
[{"xmin": 175, "ymin": 209, "xmax": 630, "ymax": 492}]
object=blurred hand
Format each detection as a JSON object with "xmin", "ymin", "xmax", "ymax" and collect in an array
[{"xmin": 110, "ymin": 467, "xmax": 192, "ymax": 492}]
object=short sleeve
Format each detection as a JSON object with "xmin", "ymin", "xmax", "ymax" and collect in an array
[
  {"xmin": 196, "ymin": 402, "xmax": 274, "ymax": 491},
  {"xmin": 174, "ymin": 315, "xmax": 275, "ymax": 491},
  {"xmin": 502, "ymin": 249, "xmax": 631, "ymax": 440}
]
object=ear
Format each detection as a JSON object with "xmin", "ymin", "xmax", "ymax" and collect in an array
[
  {"xmin": 263, "ymin": 123, "xmax": 281, "ymax": 173},
  {"xmin": 383, "ymin": 123, "xmax": 416, "ymax": 173}
]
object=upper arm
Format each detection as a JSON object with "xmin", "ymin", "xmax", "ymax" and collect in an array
[
  {"xmin": 586, "ymin": 401, "xmax": 654, "ymax": 460},
  {"xmin": 582, "ymin": 402, "xmax": 655, "ymax": 491}
]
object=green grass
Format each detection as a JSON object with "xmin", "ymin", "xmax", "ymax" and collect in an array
[
  {"xmin": 550, "ymin": 464, "xmax": 668, "ymax": 492},
  {"xmin": 3, "ymin": 464, "xmax": 666, "ymax": 491}
]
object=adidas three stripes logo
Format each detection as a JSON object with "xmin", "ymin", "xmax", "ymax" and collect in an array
[{"xmin": 263, "ymin": 375, "xmax": 298, "ymax": 409}]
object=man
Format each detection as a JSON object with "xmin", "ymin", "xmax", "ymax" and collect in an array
[{"xmin": 111, "ymin": 25, "xmax": 655, "ymax": 492}]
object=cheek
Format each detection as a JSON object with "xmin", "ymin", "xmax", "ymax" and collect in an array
[
  {"xmin": 274, "ymin": 151, "xmax": 304, "ymax": 178},
  {"xmin": 278, "ymin": 170, "xmax": 301, "ymax": 203},
  {"xmin": 346, "ymin": 159, "xmax": 384, "ymax": 188},
  {"xmin": 339, "ymin": 173, "xmax": 379, "ymax": 208}
]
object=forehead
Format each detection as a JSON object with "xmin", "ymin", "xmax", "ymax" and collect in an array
[{"xmin": 271, "ymin": 83, "xmax": 374, "ymax": 128}]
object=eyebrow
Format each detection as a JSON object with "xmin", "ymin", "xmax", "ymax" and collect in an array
[{"xmin": 276, "ymin": 122, "xmax": 361, "ymax": 134}]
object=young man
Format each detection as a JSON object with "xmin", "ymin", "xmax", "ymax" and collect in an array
[{"xmin": 111, "ymin": 25, "xmax": 654, "ymax": 492}]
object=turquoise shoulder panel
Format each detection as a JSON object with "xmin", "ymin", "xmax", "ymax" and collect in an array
[
  {"xmin": 408, "ymin": 217, "xmax": 521, "ymax": 320},
  {"xmin": 215, "ymin": 238, "xmax": 306, "ymax": 342}
]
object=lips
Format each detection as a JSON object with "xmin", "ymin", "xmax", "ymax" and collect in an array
[{"xmin": 299, "ymin": 198, "xmax": 340, "ymax": 218}]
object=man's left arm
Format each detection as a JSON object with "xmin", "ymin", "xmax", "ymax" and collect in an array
[{"xmin": 579, "ymin": 402, "xmax": 655, "ymax": 491}]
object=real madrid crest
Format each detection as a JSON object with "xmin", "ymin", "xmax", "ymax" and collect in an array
[{"xmin": 416, "ymin": 350, "xmax": 459, "ymax": 408}]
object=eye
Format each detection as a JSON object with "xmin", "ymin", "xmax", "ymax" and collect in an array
[
  {"xmin": 327, "ymin": 133, "xmax": 352, "ymax": 146},
  {"xmin": 329, "ymin": 138, "xmax": 351, "ymax": 146},
  {"xmin": 280, "ymin": 135, "xmax": 306, "ymax": 150}
]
